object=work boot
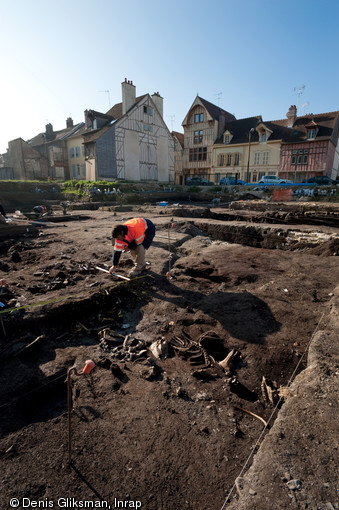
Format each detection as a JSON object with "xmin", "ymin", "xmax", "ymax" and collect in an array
[{"xmin": 128, "ymin": 265, "xmax": 146, "ymax": 277}]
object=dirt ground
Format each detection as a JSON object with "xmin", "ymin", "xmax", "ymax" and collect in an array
[{"xmin": 0, "ymin": 200, "xmax": 338, "ymax": 510}]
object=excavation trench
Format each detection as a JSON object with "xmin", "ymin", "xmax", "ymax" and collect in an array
[{"xmin": 0, "ymin": 206, "xmax": 338, "ymax": 510}]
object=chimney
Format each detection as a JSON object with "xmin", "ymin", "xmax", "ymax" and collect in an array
[
  {"xmin": 45, "ymin": 123, "xmax": 54, "ymax": 141},
  {"xmin": 66, "ymin": 117, "xmax": 74, "ymax": 128},
  {"xmin": 84, "ymin": 110, "xmax": 92, "ymax": 129},
  {"xmin": 151, "ymin": 91, "xmax": 163, "ymax": 118},
  {"xmin": 286, "ymin": 105, "xmax": 297, "ymax": 128},
  {"xmin": 122, "ymin": 78, "xmax": 136, "ymax": 115}
]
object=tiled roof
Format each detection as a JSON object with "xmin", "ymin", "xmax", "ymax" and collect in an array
[
  {"xmin": 215, "ymin": 116, "xmax": 262, "ymax": 144},
  {"xmin": 28, "ymin": 122, "xmax": 84, "ymax": 146},
  {"xmin": 172, "ymin": 131, "xmax": 184, "ymax": 147},
  {"xmin": 215, "ymin": 110, "xmax": 339, "ymax": 146},
  {"xmin": 82, "ymin": 94, "xmax": 149, "ymax": 144},
  {"xmin": 67, "ymin": 123, "xmax": 87, "ymax": 140},
  {"xmin": 270, "ymin": 111, "xmax": 339, "ymax": 140},
  {"xmin": 106, "ymin": 94, "xmax": 147, "ymax": 119},
  {"xmin": 198, "ymin": 96, "xmax": 236, "ymax": 122},
  {"xmin": 83, "ymin": 125, "xmax": 113, "ymax": 143}
]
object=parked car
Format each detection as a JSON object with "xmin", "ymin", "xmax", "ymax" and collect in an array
[
  {"xmin": 186, "ymin": 177, "xmax": 213, "ymax": 186},
  {"xmin": 220, "ymin": 177, "xmax": 246, "ymax": 185},
  {"xmin": 302, "ymin": 176, "xmax": 334, "ymax": 185},
  {"xmin": 257, "ymin": 175, "xmax": 293, "ymax": 185}
]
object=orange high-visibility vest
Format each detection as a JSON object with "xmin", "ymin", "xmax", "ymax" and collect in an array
[{"xmin": 114, "ymin": 217, "xmax": 147, "ymax": 252}]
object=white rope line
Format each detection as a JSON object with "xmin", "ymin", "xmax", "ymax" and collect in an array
[{"xmin": 220, "ymin": 312, "xmax": 325, "ymax": 509}]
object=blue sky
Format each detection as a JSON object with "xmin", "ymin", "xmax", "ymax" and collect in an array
[{"xmin": 1, "ymin": 0, "xmax": 338, "ymax": 154}]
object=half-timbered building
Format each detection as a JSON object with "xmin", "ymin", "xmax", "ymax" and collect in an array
[{"xmin": 83, "ymin": 79, "xmax": 174, "ymax": 183}]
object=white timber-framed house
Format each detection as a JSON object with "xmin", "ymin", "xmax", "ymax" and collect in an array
[{"xmin": 83, "ymin": 79, "xmax": 174, "ymax": 183}]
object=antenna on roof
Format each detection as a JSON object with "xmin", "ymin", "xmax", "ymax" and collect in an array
[
  {"xmin": 168, "ymin": 114, "xmax": 175, "ymax": 131},
  {"xmin": 300, "ymin": 101, "xmax": 310, "ymax": 114},
  {"xmin": 99, "ymin": 90, "xmax": 111, "ymax": 109},
  {"xmin": 214, "ymin": 92, "xmax": 223, "ymax": 106},
  {"xmin": 293, "ymin": 85, "xmax": 305, "ymax": 107}
]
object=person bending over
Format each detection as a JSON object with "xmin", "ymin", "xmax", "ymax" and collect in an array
[{"xmin": 109, "ymin": 217, "xmax": 156, "ymax": 277}]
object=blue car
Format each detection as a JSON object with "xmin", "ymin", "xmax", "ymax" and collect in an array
[{"xmin": 220, "ymin": 177, "xmax": 246, "ymax": 185}]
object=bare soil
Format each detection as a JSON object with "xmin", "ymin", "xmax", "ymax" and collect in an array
[{"xmin": 0, "ymin": 201, "xmax": 338, "ymax": 510}]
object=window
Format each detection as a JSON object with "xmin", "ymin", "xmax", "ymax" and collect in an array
[
  {"xmin": 81, "ymin": 164, "xmax": 86, "ymax": 177},
  {"xmin": 144, "ymin": 124, "xmax": 148, "ymax": 131},
  {"xmin": 75, "ymin": 146, "xmax": 80, "ymax": 157},
  {"xmin": 261, "ymin": 132, "xmax": 267, "ymax": 142},
  {"xmin": 70, "ymin": 147, "xmax": 75, "ymax": 158},
  {"xmin": 262, "ymin": 151, "xmax": 269, "ymax": 165},
  {"xmin": 194, "ymin": 113, "xmax": 204, "ymax": 123},
  {"xmin": 149, "ymin": 125, "xmax": 152, "ymax": 132},
  {"xmin": 194, "ymin": 130, "xmax": 203, "ymax": 143},
  {"xmin": 189, "ymin": 147, "xmax": 207, "ymax": 161},
  {"xmin": 254, "ymin": 151, "xmax": 260, "ymax": 165},
  {"xmin": 224, "ymin": 135, "xmax": 229, "ymax": 144},
  {"xmin": 143, "ymin": 105, "xmax": 153, "ymax": 115},
  {"xmin": 308, "ymin": 129, "xmax": 316, "ymax": 139},
  {"xmin": 219, "ymin": 155, "xmax": 224, "ymax": 166},
  {"xmin": 234, "ymin": 154, "xmax": 239, "ymax": 166},
  {"xmin": 293, "ymin": 149, "xmax": 308, "ymax": 164},
  {"xmin": 303, "ymin": 149, "xmax": 309, "ymax": 164},
  {"xmin": 72, "ymin": 164, "xmax": 76, "ymax": 177},
  {"xmin": 81, "ymin": 145, "xmax": 85, "ymax": 156},
  {"xmin": 291, "ymin": 149, "xmax": 297, "ymax": 165},
  {"xmin": 227, "ymin": 154, "xmax": 232, "ymax": 166}
]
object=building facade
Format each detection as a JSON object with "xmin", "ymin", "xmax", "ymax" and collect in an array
[
  {"xmin": 278, "ymin": 107, "xmax": 339, "ymax": 182},
  {"xmin": 172, "ymin": 131, "xmax": 184, "ymax": 184},
  {"xmin": 5, "ymin": 118, "xmax": 84, "ymax": 181},
  {"xmin": 83, "ymin": 79, "xmax": 174, "ymax": 183},
  {"xmin": 212, "ymin": 107, "xmax": 339, "ymax": 183},
  {"xmin": 67, "ymin": 124, "xmax": 87, "ymax": 180},
  {"xmin": 181, "ymin": 96, "xmax": 236, "ymax": 182}
]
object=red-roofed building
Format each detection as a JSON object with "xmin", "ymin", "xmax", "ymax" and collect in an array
[{"xmin": 275, "ymin": 106, "xmax": 339, "ymax": 182}]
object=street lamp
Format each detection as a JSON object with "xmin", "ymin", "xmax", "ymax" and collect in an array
[{"xmin": 246, "ymin": 128, "xmax": 255, "ymax": 183}]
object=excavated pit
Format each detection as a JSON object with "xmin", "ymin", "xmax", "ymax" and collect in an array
[{"xmin": 0, "ymin": 202, "xmax": 338, "ymax": 510}]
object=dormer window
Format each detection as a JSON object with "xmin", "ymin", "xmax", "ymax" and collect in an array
[
  {"xmin": 308, "ymin": 129, "xmax": 316, "ymax": 139},
  {"xmin": 223, "ymin": 131, "xmax": 233, "ymax": 144},
  {"xmin": 256, "ymin": 123, "xmax": 272, "ymax": 143}
]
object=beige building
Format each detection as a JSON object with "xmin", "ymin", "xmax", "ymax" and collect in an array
[
  {"xmin": 213, "ymin": 117, "xmax": 285, "ymax": 183},
  {"xmin": 172, "ymin": 131, "xmax": 184, "ymax": 184},
  {"xmin": 182, "ymin": 96, "xmax": 236, "ymax": 182},
  {"xmin": 67, "ymin": 124, "xmax": 87, "ymax": 180}
]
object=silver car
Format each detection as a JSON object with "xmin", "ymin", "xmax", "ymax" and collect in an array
[{"xmin": 258, "ymin": 175, "xmax": 293, "ymax": 185}]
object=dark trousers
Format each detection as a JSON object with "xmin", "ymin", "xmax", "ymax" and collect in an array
[{"xmin": 143, "ymin": 219, "xmax": 156, "ymax": 249}]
